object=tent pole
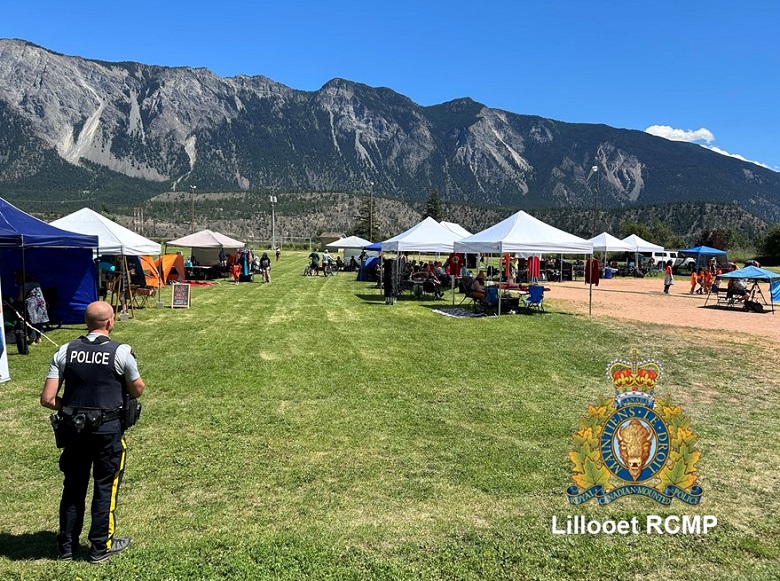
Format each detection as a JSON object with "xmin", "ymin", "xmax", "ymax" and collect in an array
[
  {"xmin": 156, "ymin": 244, "xmax": 166, "ymax": 308},
  {"xmin": 588, "ymin": 252, "xmax": 593, "ymax": 317}
]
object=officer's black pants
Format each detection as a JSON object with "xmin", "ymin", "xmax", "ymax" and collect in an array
[{"xmin": 57, "ymin": 429, "xmax": 126, "ymax": 557}]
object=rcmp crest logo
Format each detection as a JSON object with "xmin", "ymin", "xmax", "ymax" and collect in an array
[{"xmin": 567, "ymin": 348, "xmax": 703, "ymax": 506}]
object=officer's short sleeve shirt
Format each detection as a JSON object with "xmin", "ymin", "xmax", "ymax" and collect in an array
[{"xmin": 47, "ymin": 332, "xmax": 141, "ymax": 382}]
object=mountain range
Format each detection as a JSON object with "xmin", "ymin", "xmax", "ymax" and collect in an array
[{"xmin": 0, "ymin": 38, "xmax": 779, "ymax": 236}]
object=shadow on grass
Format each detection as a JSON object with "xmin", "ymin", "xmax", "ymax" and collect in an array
[
  {"xmin": 0, "ymin": 530, "xmax": 57, "ymax": 560},
  {"xmin": 354, "ymin": 293, "xmax": 387, "ymax": 304}
]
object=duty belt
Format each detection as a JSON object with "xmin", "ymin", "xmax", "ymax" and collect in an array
[{"xmin": 60, "ymin": 407, "xmax": 123, "ymax": 430}]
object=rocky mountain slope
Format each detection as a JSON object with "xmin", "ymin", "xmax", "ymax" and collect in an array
[{"xmin": 1, "ymin": 38, "xmax": 779, "ymax": 225}]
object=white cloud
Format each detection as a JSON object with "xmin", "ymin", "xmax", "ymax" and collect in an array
[
  {"xmin": 702, "ymin": 146, "xmax": 776, "ymax": 171},
  {"xmin": 645, "ymin": 125, "xmax": 715, "ymax": 143},
  {"xmin": 645, "ymin": 125, "xmax": 778, "ymax": 172}
]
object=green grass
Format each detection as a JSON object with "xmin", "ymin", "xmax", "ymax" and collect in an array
[{"xmin": 1, "ymin": 253, "xmax": 778, "ymax": 580}]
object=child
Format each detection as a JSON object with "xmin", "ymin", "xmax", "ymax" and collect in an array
[
  {"xmin": 689, "ymin": 270, "xmax": 698, "ymax": 295},
  {"xmin": 703, "ymin": 269, "xmax": 714, "ymax": 294},
  {"xmin": 231, "ymin": 262, "xmax": 241, "ymax": 285},
  {"xmin": 695, "ymin": 268, "xmax": 705, "ymax": 294}
]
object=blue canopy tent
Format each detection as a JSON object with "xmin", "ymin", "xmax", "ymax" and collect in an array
[
  {"xmin": 678, "ymin": 245, "xmax": 728, "ymax": 270},
  {"xmin": 706, "ymin": 265, "xmax": 780, "ymax": 313},
  {"xmin": 357, "ymin": 256, "xmax": 380, "ymax": 281},
  {"xmin": 0, "ymin": 198, "xmax": 98, "ymax": 324}
]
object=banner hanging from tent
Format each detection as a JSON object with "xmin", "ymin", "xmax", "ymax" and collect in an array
[{"xmin": 0, "ymin": 277, "xmax": 10, "ymax": 382}]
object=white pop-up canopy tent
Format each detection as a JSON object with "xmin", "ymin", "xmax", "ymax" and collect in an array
[
  {"xmin": 167, "ymin": 229, "xmax": 244, "ymax": 265},
  {"xmin": 51, "ymin": 208, "xmax": 161, "ymax": 318},
  {"xmin": 381, "ymin": 216, "xmax": 466, "ymax": 253},
  {"xmin": 51, "ymin": 208, "xmax": 161, "ymax": 255},
  {"xmin": 621, "ymin": 234, "xmax": 663, "ymax": 252},
  {"xmin": 454, "ymin": 210, "xmax": 594, "ymax": 315},
  {"xmin": 325, "ymin": 235, "xmax": 372, "ymax": 250},
  {"xmin": 168, "ymin": 229, "xmax": 244, "ymax": 249},
  {"xmin": 440, "ymin": 221, "xmax": 472, "ymax": 238},
  {"xmin": 325, "ymin": 235, "xmax": 376, "ymax": 266},
  {"xmin": 588, "ymin": 232, "xmax": 635, "ymax": 253},
  {"xmin": 454, "ymin": 210, "xmax": 592, "ymax": 254},
  {"xmin": 621, "ymin": 234, "xmax": 664, "ymax": 271}
]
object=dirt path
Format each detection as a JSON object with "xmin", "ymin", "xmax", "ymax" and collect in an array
[{"xmin": 541, "ymin": 274, "xmax": 779, "ymax": 341}]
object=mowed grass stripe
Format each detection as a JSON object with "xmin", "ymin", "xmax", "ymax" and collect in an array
[{"xmin": 0, "ymin": 251, "xmax": 777, "ymax": 580}]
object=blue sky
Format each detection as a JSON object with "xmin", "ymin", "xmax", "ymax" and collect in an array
[{"xmin": 2, "ymin": 0, "xmax": 779, "ymax": 171}]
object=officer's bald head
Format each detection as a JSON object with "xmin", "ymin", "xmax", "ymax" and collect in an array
[{"xmin": 85, "ymin": 301, "xmax": 115, "ymax": 332}]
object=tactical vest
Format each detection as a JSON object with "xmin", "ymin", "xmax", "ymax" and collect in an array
[{"xmin": 61, "ymin": 336, "xmax": 124, "ymax": 409}]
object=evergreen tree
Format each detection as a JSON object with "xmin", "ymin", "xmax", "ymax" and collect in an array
[
  {"xmin": 423, "ymin": 188, "xmax": 443, "ymax": 221},
  {"xmin": 353, "ymin": 195, "xmax": 381, "ymax": 241}
]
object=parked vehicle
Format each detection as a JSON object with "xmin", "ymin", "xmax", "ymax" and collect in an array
[{"xmin": 639, "ymin": 251, "xmax": 681, "ymax": 270}]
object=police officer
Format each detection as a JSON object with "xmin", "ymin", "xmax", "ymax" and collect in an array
[{"xmin": 40, "ymin": 301, "xmax": 145, "ymax": 563}]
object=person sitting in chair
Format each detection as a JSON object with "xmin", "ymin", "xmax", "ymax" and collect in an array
[
  {"xmin": 726, "ymin": 278, "xmax": 749, "ymax": 302},
  {"xmin": 470, "ymin": 272, "xmax": 487, "ymax": 301},
  {"xmin": 423, "ymin": 271, "xmax": 445, "ymax": 299}
]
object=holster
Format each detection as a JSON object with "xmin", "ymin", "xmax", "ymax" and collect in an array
[
  {"xmin": 49, "ymin": 413, "xmax": 65, "ymax": 448},
  {"xmin": 122, "ymin": 393, "xmax": 142, "ymax": 430}
]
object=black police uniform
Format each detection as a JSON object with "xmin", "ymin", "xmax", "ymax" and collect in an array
[{"xmin": 57, "ymin": 335, "xmax": 128, "ymax": 560}]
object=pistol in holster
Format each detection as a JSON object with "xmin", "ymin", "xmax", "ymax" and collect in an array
[
  {"xmin": 121, "ymin": 393, "xmax": 142, "ymax": 431},
  {"xmin": 49, "ymin": 413, "xmax": 65, "ymax": 448}
]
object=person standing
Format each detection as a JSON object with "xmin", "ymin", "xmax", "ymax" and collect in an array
[
  {"xmin": 15, "ymin": 272, "xmax": 50, "ymax": 344},
  {"xmin": 259, "ymin": 252, "xmax": 272, "ymax": 283},
  {"xmin": 40, "ymin": 301, "xmax": 145, "ymax": 563},
  {"xmin": 275, "ymin": 247, "xmax": 281, "ymax": 261},
  {"xmin": 308, "ymin": 249, "xmax": 320, "ymax": 276},
  {"xmin": 663, "ymin": 260, "xmax": 674, "ymax": 294}
]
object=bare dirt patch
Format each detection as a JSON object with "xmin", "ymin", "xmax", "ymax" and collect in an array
[{"xmin": 544, "ymin": 274, "xmax": 779, "ymax": 341}]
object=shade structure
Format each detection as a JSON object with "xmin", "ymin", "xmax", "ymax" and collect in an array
[
  {"xmin": 381, "ymin": 217, "xmax": 466, "ymax": 253},
  {"xmin": 588, "ymin": 232, "xmax": 635, "ymax": 253},
  {"xmin": 167, "ymin": 229, "xmax": 244, "ymax": 248},
  {"xmin": 679, "ymin": 245, "xmax": 727, "ymax": 256},
  {"xmin": 715, "ymin": 265, "xmax": 779, "ymax": 281},
  {"xmin": 454, "ymin": 210, "xmax": 592, "ymax": 255},
  {"xmin": 440, "ymin": 221, "xmax": 472, "ymax": 238},
  {"xmin": 0, "ymin": 197, "xmax": 98, "ymax": 324},
  {"xmin": 51, "ymin": 208, "xmax": 161, "ymax": 255},
  {"xmin": 710, "ymin": 265, "xmax": 780, "ymax": 313},
  {"xmin": 678, "ymin": 245, "xmax": 728, "ymax": 269},
  {"xmin": 621, "ymin": 234, "xmax": 664, "ymax": 252},
  {"xmin": 0, "ymin": 198, "xmax": 98, "ymax": 248},
  {"xmin": 325, "ymin": 235, "xmax": 372, "ymax": 250}
]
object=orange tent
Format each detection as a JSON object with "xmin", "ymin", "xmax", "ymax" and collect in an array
[
  {"xmin": 139, "ymin": 255, "xmax": 163, "ymax": 288},
  {"xmin": 156, "ymin": 254, "xmax": 186, "ymax": 284}
]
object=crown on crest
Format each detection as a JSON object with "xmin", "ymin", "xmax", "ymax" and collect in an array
[{"xmin": 605, "ymin": 348, "xmax": 663, "ymax": 408}]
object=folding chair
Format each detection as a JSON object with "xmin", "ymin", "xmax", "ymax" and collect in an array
[
  {"xmin": 458, "ymin": 276, "xmax": 474, "ymax": 306},
  {"xmin": 523, "ymin": 284, "xmax": 545, "ymax": 313},
  {"xmin": 132, "ymin": 286, "xmax": 154, "ymax": 308}
]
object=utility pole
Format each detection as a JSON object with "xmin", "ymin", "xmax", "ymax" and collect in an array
[
  {"xmin": 368, "ymin": 181, "xmax": 375, "ymax": 241},
  {"xmin": 586, "ymin": 165, "xmax": 599, "ymax": 237},
  {"xmin": 270, "ymin": 195, "xmax": 278, "ymax": 249}
]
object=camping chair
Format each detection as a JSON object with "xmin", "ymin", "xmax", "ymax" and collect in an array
[
  {"xmin": 458, "ymin": 276, "xmax": 478, "ymax": 308},
  {"xmin": 523, "ymin": 284, "xmax": 545, "ymax": 313},
  {"xmin": 132, "ymin": 285, "xmax": 154, "ymax": 308},
  {"xmin": 478, "ymin": 286, "xmax": 500, "ymax": 315}
]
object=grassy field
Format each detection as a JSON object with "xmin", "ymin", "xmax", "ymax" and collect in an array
[{"xmin": 0, "ymin": 252, "xmax": 778, "ymax": 580}]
